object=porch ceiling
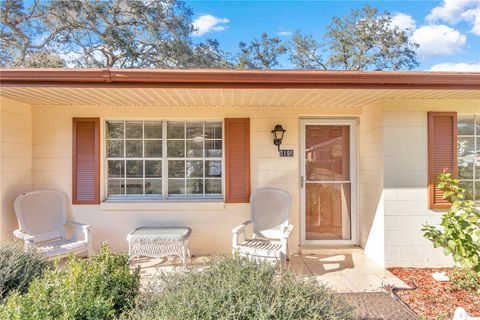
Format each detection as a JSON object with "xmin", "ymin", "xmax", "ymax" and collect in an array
[{"xmin": 1, "ymin": 87, "xmax": 479, "ymax": 107}]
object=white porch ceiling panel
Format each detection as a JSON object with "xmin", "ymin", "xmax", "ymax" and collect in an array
[{"xmin": 1, "ymin": 87, "xmax": 479, "ymax": 107}]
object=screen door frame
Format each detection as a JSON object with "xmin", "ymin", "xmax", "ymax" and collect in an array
[{"xmin": 299, "ymin": 118, "xmax": 359, "ymax": 245}]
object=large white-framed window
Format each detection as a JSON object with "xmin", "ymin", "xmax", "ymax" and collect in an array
[
  {"xmin": 105, "ymin": 120, "xmax": 223, "ymax": 201},
  {"xmin": 457, "ymin": 115, "xmax": 480, "ymax": 203}
]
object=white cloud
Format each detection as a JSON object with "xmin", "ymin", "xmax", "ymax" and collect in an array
[
  {"xmin": 192, "ymin": 14, "xmax": 229, "ymax": 37},
  {"xmin": 429, "ymin": 62, "xmax": 480, "ymax": 71},
  {"xmin": 426, "ymin": 0, "xmax": 472, "ymax": 23},
  {"xmin": 461, "ymin": 7, "xmax": 480, "ymax": 35},
  {"xmin": 391, "ymin": 13, "xmax": 416, "ymax": 31},
  {"xmin": 411, "ymin": 25, "xmax": 467, "ymax": 57},
  {"xmin": 277, "ymin": 31, "xmax": 293, "ymax": 36},
  {"xmin": 427, "ymin": 0, "xmax": 480, "ymax": 34}
]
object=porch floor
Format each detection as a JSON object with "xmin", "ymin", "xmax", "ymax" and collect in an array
[{"xmin": 131, "ymin": 253, "xmax": 408, "ymax": 293}]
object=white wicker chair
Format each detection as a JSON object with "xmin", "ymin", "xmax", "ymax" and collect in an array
[
  {"xmin": 232, "ymin": 188, "xmax": 293, "ymax": 271},
  {"xmin": 13, "ymin": 190, "xmax": 92, "ymax": 259}
]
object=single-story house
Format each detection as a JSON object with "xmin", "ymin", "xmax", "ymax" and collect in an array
[{"xmin": 0, "ymin": 69, "xmax": 479, "ymax": 268}]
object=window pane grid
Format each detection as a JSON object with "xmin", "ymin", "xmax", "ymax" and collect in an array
[
  {"xmin": 457, "ymin": 115, "xmax": 480, "ymax": 204},
  {"xmin": 166, "ymin": 121, "xmax": 223, "ymax": 199},
  {"xmin": 106, "ymin": 120, "xmax": 222, "ymax": 200},
  {"xmin": 106, "ymin": 121, "xmax": 163, "ymax": 198}
]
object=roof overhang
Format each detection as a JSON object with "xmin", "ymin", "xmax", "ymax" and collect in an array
[{"xmin": 1, "ymin": 68, "xmax": 479, "ymax": 90}]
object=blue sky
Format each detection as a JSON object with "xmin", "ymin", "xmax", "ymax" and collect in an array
[{"xmin": 187, "ymin": 0, "xmax": 480, "ymax": 71}]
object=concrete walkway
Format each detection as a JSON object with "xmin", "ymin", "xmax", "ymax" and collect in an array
[
  {"xmin": 289, "ymin": 253, "xmax": 409, "ymax": 292},
  {"xmin": 132, "ymin": 253, "xmax": 408, "ymax": 293}
]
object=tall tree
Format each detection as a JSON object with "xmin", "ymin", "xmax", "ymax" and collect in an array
[
  {"xmin": 236, "ymin": 32, "xmax": 287, "ymax": 69},
  {"xmin": 324, "ymin": 5, "xmax": 418, "ymax": 70},
  {"xmin": 0, "ymin": 0, "xmax": 230, "ymax": 68},
  {"xmin": 0, "ymin": 0, "xmax": 65, "ymax": 67},
  {"xmin": 289, "ymin": 32, "xmax": 326, "ymax": 70}
]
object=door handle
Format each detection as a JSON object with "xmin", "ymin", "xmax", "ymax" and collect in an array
[{"xmin": 300, "ymin": 176, "xmax": 304, "ymax": 188}]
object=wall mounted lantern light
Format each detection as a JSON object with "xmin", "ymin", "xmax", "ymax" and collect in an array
[{"xmin": 271, "ymin": 124, "xmax": 286, "ymax": 151}]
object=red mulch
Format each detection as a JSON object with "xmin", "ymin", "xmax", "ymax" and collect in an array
[{"xmin": 388, "ymin": 268, "xmax": 480, "ymax": 319}]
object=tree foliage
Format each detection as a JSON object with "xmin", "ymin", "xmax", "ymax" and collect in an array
[
  {"xmin": 1, "ymin": 2, "xmax": 418, "ymax": 70},
  {"xmin": 323, "ymin": 5, "xmax": 418, "ymax": 70},
  {"xmin": 0, "ymin": 0, "xmax": 65, "ymax": 67},
  {"xmin": 422, "ymin": 172, "xmax": 480, "ymax": 274},
  {"xmin": 1, "ymin": 0, "xmax": 230, "ymax": 68},
  {"xmin": 236, "ymin": 32, "xmax": 287, "ymax": 69},
  {"xmin": 289, "ymin": 32, "xmax": 326, "ymax": 70}
]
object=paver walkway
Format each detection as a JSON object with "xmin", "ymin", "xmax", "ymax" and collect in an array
[
  {"xmin": 339, "ymin": 292, "xmax": 417, "ymax": 320},
  {"xmin": 133, "ymin": 252, "xmax": 408, "ymax": 293}
]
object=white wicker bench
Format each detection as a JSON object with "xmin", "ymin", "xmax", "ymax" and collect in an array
[{"xmin": 127, "ymin": 227, "xmax": 191, "ymax": 265}]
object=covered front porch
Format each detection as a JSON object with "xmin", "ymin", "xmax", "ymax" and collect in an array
[{"xmin": 1, "ymin": 69, "xmax": 479, "ymax": 269}]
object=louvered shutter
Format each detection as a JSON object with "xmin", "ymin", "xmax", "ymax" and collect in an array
[
  {"xmin": 72, "ymin": 118, "xmax": 100, "ymax": 204},
  {"xmin": 428, "ymin": 112, "xmax": 457, "ymax": 209},
  {"xmin": 224, "ymin": 118, "xmax": 250, "ymax": 203}
]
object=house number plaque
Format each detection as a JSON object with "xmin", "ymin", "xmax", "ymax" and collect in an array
[{"xmin": 279, "ymin": 150, "xmax": 294, "ymax": 157}]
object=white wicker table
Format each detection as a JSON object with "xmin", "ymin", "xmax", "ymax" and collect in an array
[{"xmin": 127, "ymin": 227, "xmax": 191, "ymax": 265}]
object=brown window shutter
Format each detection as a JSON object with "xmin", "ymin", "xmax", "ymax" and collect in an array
[
  {"xmin": 428, "ymin": 112, "xmax": 457, "ymax": 209},
  {"xmin": 72, "ymin": 118, "xmax": 100, "ymax": 204},
  {"xmin": 225, "ymin": 118, "xmax": 250, "ymax": 203}
]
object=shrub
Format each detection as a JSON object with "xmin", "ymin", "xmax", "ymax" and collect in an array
[
  {"xmin": 422, "ymin": 172, "xmax": 480, "ymax": 274},
  {"xmin": 124, "ymin": 255, "xmax": 354, "ymax": 320},
  {"xmin": 0, "ymin": 244, "xmax": 140, "ymax": 320},
  {"xmin": 0, "ymin": 240, "xmax": 49, "ymax": 301},
  {"xmin": 449, "ymin": 268, "xmax": 480, "ymax": 292}
]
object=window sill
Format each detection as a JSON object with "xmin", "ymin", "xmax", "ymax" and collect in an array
[{"xmin": 100, "ymin": 200, "xmax": 226, "ymax": 211}]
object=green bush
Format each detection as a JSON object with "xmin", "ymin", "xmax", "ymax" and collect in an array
[
  {"xmin": 0, "ymin": 244, "xmax": 140, "ymax": 320},
  {"xmin": 125, "ymin": 255, "xmax": 354, "ymax": 320},
  {"xmin": 449, "ymin": 268, "xmax": 480, "ymax": 292},
  {"xmin": 422, "ymin": 172, "xmax": 480, "ymax": 273},
  {"xmin": 0, "ymin": 240, "xmax": 50, "ymax": 301}
]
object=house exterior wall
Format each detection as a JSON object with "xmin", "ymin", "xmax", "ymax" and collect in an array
[
  {"xmin": 359, "ymin": 101, "xmax": 384, "ymax": 266},
  {"xmin": 383, "ymin": 98, "xmax": 480, "ymax": 267},
  {"xmin": 0, "ymin": 97, "xmax": 32, "ymax": 240},
  {"xmin": 29, "ymin": 104, "xmax": 361, "ymax": 254},
  {"xmin": 2, "ymin": 94, "xmax": 478, "ymax": 267}
]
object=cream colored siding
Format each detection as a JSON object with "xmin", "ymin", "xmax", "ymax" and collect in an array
[
  {"xmin": 383, "ymin": 99, "xmax": 480, "ymax": 267},
  {"xmin": 0, "ymin": 97, "xmax": 32, "ymax": 240},
  {"xmin": 359, "ymin": 101, "xmax": 385, "ymax": 266},
  {"xmin": 31, "ymin": 105, "xmax": 360, "ymax": 254}
]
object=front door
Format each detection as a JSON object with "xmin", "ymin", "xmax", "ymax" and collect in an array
[{"xmin": 300, "ymin": 119, "xmax": 357, "ymax": 244}]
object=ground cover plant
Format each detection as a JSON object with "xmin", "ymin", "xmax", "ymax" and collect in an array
[
  {"xmin": 125, "ymin": 255, "xmax": 354, "ymax": 320},
  {"xmin": 0, "ymin": 244, "xmax": 140, "ymax": 320},
  {"xmin": 0, "ymin": 240, "xmax": 50, "ymax": 301}
]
